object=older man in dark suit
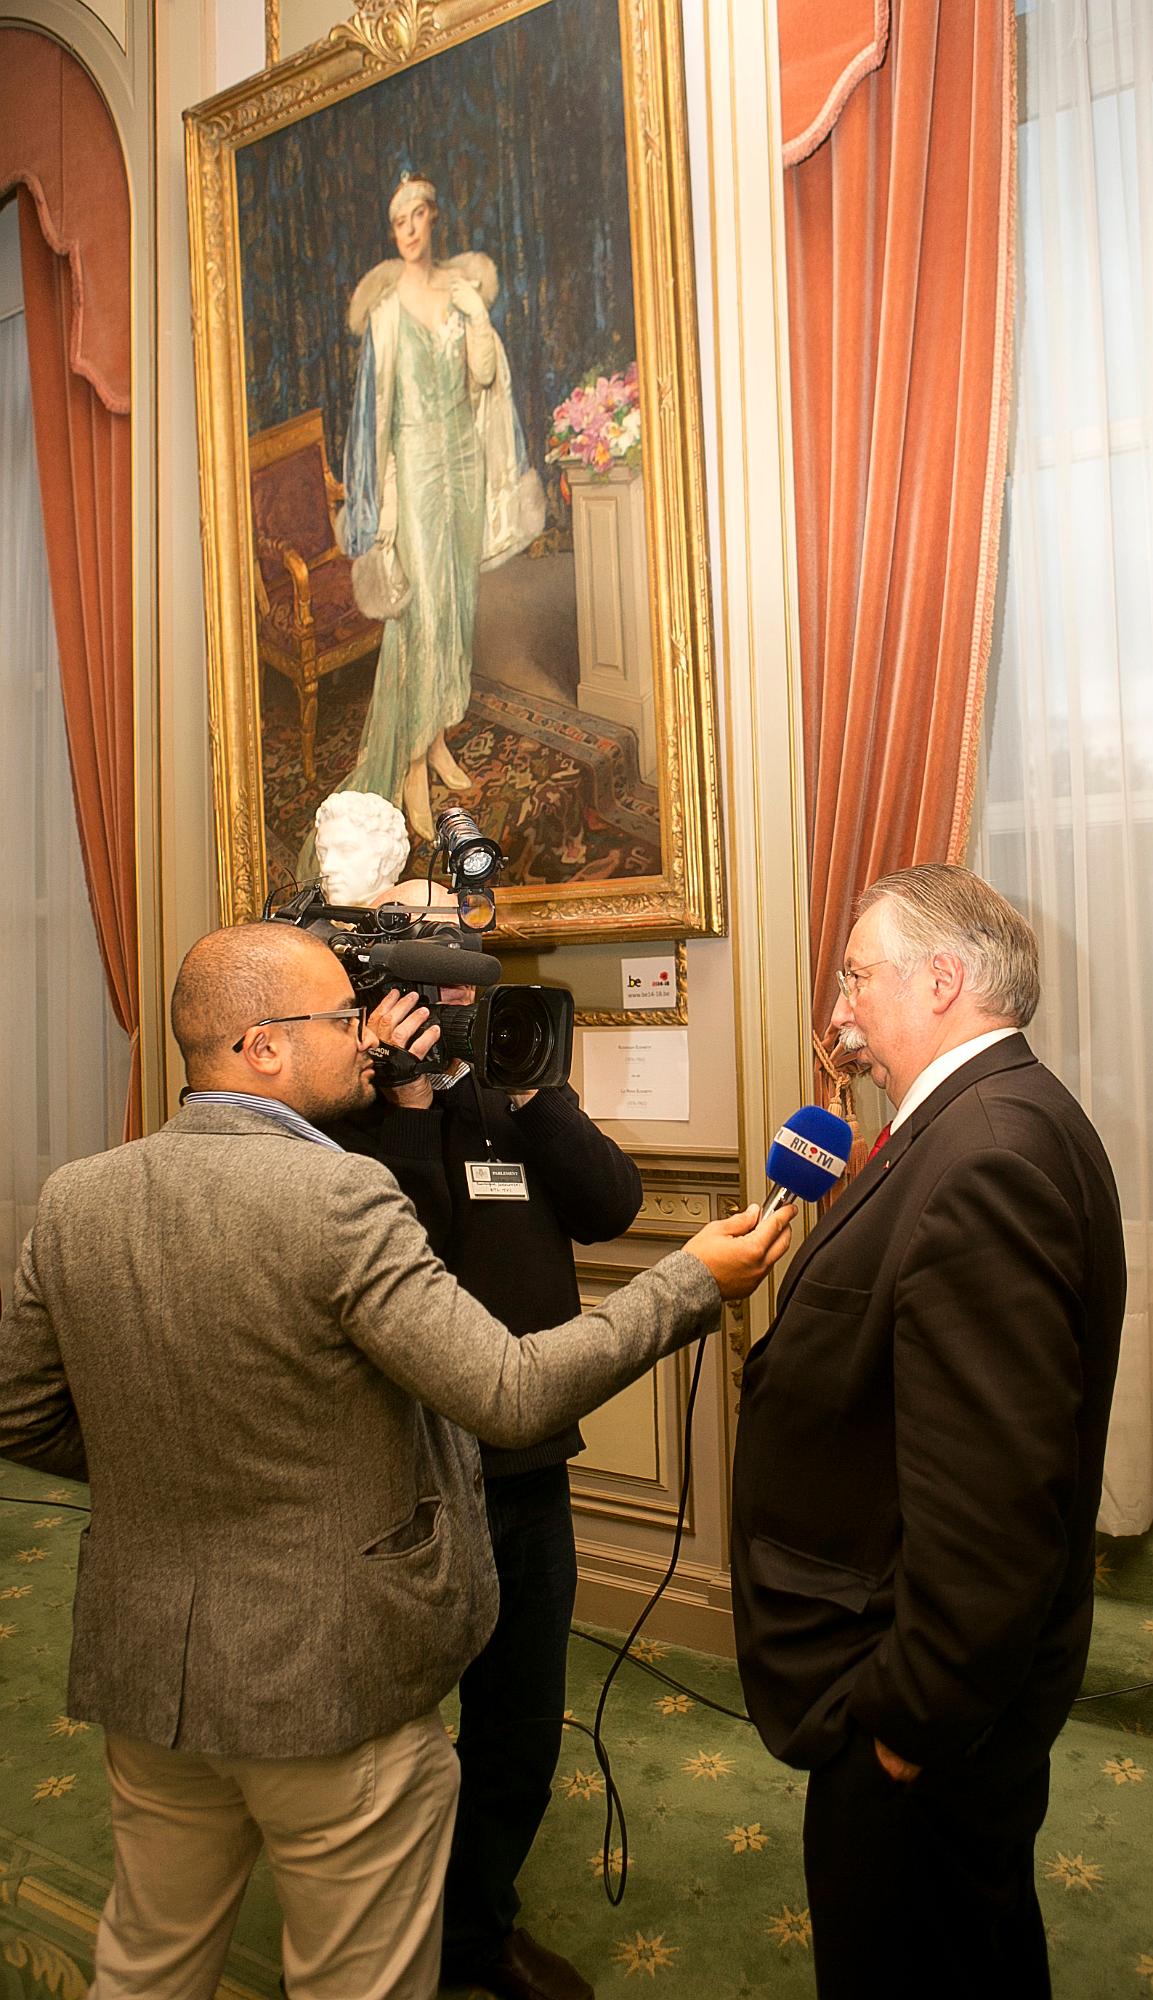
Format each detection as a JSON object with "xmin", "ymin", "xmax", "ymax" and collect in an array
[
  {"xmin": 0, "ymin": 922, "xmax": 794, "ymax": 2000},
  {"xmin": 731, "ymin": 864, "xmax": 1125, "ymax": 2000}
]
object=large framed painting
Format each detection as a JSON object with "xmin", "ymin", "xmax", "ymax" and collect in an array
[{"xmin": 186, "ymin": 0, "xmax": 723, "ymax": 941}]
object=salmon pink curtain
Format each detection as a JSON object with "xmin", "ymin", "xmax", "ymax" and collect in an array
[
  {"xmin": 1, "ymin": 30, "xmax": 139, "ymax": 1137},
  {"xmin": 780, "ymin": 0, "xmax": 1015, "ymax": 1049}
]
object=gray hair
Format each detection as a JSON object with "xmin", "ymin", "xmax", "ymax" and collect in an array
[{"xmin": 857, "ymin": 864, "xmax": 1039, "ymax": 1026}]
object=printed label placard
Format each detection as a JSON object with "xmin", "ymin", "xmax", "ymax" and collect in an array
[{"xmin": 621, "ymin": 956, "xmax": 678, "ymax": 1009}]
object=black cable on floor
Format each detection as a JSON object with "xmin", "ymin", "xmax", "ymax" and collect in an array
[
  {"xmin": 571, "ymin": 1626, "xmax": 752, "ymax": 1722},
  {"xmin": 1073, "ymin": 1681, "xmax": 1153, "ymax": 1702},
  {"xmin": 579, "ymin": 1333, "xmax": 711, "ymax": 1905}
]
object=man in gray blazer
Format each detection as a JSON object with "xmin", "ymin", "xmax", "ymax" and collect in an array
[{"xmin": 0, "ymin": 922, "xmax": 794, "ymax": 2000}]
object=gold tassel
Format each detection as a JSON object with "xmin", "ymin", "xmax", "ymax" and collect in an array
[{"xmin": 812, "ymin": 1029, "xmax": 870, "ymax": 1198}]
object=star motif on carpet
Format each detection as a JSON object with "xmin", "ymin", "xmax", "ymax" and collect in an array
[
  {"xmin": 682, "ymin": 1750, "xmax": 735, "ymax": 1781},
  {"xmin": 772, "ymin": 1773, "xmax": 808, "ymax": 1800},
  {"xmin": 33, "ymin": 1774, "xmax": 78, "ymax": 1802},
  {"xmin": 1102, "ymin": 1755, "xmax": 1145, "ymax": 1784},
  {"xmin": 48, "ymin": 1717, "xmax": 91, "ymax": 1739},
  {"xmin": 613, "ymin": 1932, "xmax": 678, "ymax": 1977},
  {"xmin": 1136, "ymin": 1951, "xmax": 1153, "ymax": 1989},
  {"xmin": 1045, "ymin": 1851, "xmax": 1104, "ymax": 1892},
  {"xmin": 0, "ymin": 1584, "xmax": 32, "ymax": 1599},
  {"xmin": 15, "ymin": 1548, "xmax": 47, "ymax": 1564},
  {"xmin": 725, "ymin": 1824, "xmax": 767, "ymax": 1854},
  {"xmin": 766, "ymin": 1904, "xmax": 812, "ymax": 1950},
  {"xmin": 655, "ymin": 1694, "xmax": 692, "ymax": 1715},
  {"xmin": 560, "ymin": 1768, "xmax": 605, "ymax": 1801},
  {"xmin": 588, "ymin": 1845, "xmax": 624, "ymax": 1878}
]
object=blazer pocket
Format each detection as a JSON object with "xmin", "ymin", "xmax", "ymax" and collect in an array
[
  {"xmin": 361, "ymin": 1497, "xmax": 442, "ymax": 1561},
  {"xmin": 788, "ymin": 1275, "xmax": 873, "ymax": 1315},
  {"xmin": 749, "ymin": 1533, "xmax": 880, "ymax": 1615}
]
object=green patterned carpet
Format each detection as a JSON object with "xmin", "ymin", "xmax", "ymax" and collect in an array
[{"xmin": 2, "ymin": 1463, "xmax": 1152, "ymax": 1998}]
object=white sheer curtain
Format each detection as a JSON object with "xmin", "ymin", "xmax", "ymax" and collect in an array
[
  {"xmin": 973, "ymin": 0, "xmax": 1153, "ymax": 1533},
  {"xmin": 0, "ymin": 245, "xmax": 130, "ymax": 1302}
]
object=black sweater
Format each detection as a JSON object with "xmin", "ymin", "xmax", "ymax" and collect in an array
[{"xmin": 326, "ymin": 1080, "xmax": 643, "ymax": 1477}]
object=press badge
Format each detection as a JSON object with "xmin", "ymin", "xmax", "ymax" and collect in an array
[{"xmin": 465, "ymin": 1161, "xmax": 530, "ymax": 1200}]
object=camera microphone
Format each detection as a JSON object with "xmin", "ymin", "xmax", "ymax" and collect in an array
[
  {"xmin": 380, "ymin": 939, "xmax": 500, "ymax": 989},
  {"xmin": 761, "ymin": 1105, "xmax": 854, "ymax": 1215}
]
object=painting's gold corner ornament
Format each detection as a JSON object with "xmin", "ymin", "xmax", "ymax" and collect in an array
[
  {"xmin": 330, "ymin": 0, "xmax": 441, "ymax": 63},
  {"xmin": 725, "ymin": 1296, "xmax": 749, "ymax": 1368}
]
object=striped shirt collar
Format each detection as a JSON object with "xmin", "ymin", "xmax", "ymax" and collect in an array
[{"xmin": 181, "ymin": 1090, "xmax": 344, "ymax": 1151}]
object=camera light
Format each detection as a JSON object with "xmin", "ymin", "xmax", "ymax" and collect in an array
[{"xmin": 435, "ymin": 808, "xmax": 503, "ymax": 890}]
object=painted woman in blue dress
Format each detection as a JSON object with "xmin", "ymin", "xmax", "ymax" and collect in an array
[{"xmin": 308, "ymin": 172, "xmax": 543, "ymax": 861}]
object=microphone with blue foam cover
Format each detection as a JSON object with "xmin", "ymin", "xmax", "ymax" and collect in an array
[{"xmin": 760, "ymin": 1105, "xmax": 855, "ymax": 1216}]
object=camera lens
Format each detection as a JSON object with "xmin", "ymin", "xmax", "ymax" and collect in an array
[
  {"xmin": 488, "ymin": 993, "xmax": 547, "ymax": 1083},
  {"xmin": 477, "ymin": 988, "xmax": 573, "ymax": 1093}
]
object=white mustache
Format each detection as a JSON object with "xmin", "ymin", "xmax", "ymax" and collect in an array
[{"xmin": 837, "ymin": 1025, "xmax": 869, "ymax": 1055}]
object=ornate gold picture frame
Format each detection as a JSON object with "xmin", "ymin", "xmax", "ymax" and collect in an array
[{"xmin": 185, "ymin": 0, "xmax": 722, "ymax": 943}]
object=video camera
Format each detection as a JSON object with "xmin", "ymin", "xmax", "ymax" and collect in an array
[{"xmin": 267, "ymin": 809, "xmax": 574, "ymax": 1094}]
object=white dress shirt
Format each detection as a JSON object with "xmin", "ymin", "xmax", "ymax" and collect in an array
[{"xmin": 889, "ymin": 1027, "xmax": 1019, "ymax": 1135}]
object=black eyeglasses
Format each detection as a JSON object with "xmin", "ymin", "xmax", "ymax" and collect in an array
[{"xmin": 231, "ymin": 1005, "xmax": 369, "ymax": 1055}]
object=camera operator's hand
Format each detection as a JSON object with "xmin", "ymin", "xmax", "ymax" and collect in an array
[
  {"xmin": 366, "ymin": 989, "xmax": 441, "ymax": 1111},
  {"xmin": 683, "ymin": 1202, "xmax": 796, "ymax": 1301}
]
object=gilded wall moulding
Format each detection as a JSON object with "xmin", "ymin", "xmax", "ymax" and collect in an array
[
  {"xmin": 185, "ymin": 0, "xmax": 723, "ymax": 943},
  {"xmin": 329, "ymin": 0, "xmax": 442, "ymax": 64}
]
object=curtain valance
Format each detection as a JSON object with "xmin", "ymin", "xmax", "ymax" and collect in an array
[
  {"xmin": 0, "ymin": 26, "xmax": 130, "ymax": 415},
  {"xmin": 779, "ymin": 0, "xmax": 890, "ymax": 168}
]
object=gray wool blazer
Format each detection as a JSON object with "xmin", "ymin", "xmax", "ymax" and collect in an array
[{"xmin": 0, "ymin": 1104, "xmax": 720, "ymax": 1758}]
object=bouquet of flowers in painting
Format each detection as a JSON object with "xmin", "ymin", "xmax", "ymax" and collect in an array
[{"xmin": 547, "ymin": 361, "xmax": 642, "ymax": 475}]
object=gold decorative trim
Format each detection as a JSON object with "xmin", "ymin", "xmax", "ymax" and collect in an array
[
  {"xmin": 265, "ymin": 0, "xmax": 281, "ymax": 67},
  {"xmin": 329, "ymin": 0, "xmax": 441, "ymax": 62},
  {"xmin": 575, "ymin": 940, "xmax": 688, "ymax": 1025},
  {"xmin": 184, "ymin": 0, "xmax": 723, "ymax": 945},
  {"xmin": 634, "ymin": 1189, "xmax": 711, "ymax": 1230}
]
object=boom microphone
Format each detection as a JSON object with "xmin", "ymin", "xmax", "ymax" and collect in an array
[
  {"xmin": 761, "ymin": 1105, "xmax": 854, "ymax": 1216},
  {"xmin": 367, "ymin": 939, "xmax": 500, "ymax": 989}
]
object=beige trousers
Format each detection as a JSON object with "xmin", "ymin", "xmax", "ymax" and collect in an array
[{"xmin": 89, "ymin": 1712, "xmax": 459, "ymax": 2000}]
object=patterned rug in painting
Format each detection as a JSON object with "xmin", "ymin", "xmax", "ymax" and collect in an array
[{"xmin": 261, "ymin": 664, "xmax": 662, "ymax": 897}]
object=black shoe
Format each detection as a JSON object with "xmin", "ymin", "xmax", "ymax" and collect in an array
[{"xmin": 447, "ymin": 1927, "xmax": 594, "ymax": 2000}]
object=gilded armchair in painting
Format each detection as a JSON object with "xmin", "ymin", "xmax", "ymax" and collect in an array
[{"xmin": 249, "ymin": 410, "xmax": 383, "ymax": 784}]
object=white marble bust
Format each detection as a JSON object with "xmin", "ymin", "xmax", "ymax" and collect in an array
[{"xmin": 314, "ymin": 791, "xmax": 410, "ymax": 907}]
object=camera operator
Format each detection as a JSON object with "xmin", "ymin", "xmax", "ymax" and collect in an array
[{"xmin": 324, "ymin": 932, "xmax": 641, "ymax": 2000}]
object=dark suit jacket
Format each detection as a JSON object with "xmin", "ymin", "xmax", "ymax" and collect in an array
[{"xmin": 731, "ymin": 1036, "xmax": 1125, "ymax": 1777}]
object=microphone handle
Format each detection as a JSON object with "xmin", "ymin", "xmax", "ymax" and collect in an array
[{"xmin": 759, "ymin": 1183, "xmax": 795, "ymax": 1222}]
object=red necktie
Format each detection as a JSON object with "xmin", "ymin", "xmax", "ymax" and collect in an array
[{"xmin": 868, "ymin": 1122, "xmax": 892, "ymax": 1161}]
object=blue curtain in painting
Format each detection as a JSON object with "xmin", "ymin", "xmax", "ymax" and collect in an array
[{"xmin": 236, "ymin": 0, "xmax": 637, "ymax": 516}]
